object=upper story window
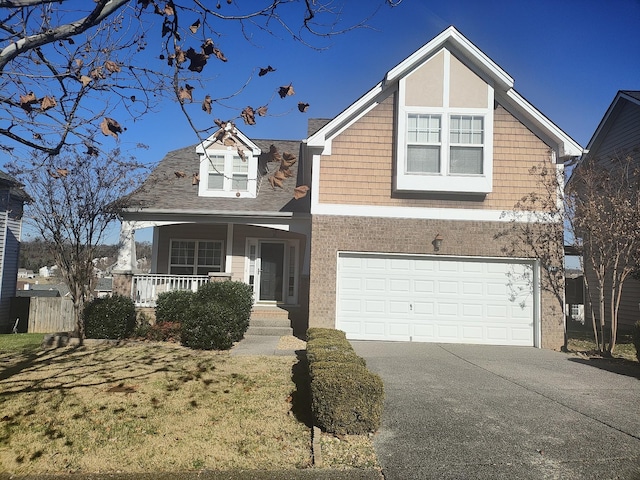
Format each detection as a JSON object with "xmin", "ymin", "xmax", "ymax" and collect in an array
[
  {"xmin": 170, "ymin": 240, "xmax": 223, "ymax": 275},
  {"xmin": 206, "ymin": 154, "xmax": 249, "ymax": 192},
  {"xmin": 197, "ymin": 137, "xmax": 259, "ymax": 198},
  {"xmin": 396, "ymin": 49, "xmax": 493, "ymax": 194}
]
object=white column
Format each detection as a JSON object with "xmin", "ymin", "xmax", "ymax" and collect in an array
[
  {"xmin": 225, "ymin": 223, "xmax": 234, "ymax": 274},
  {"xmin": 114, "ymin": 220, "xmax": 137, "ymax": 273}
]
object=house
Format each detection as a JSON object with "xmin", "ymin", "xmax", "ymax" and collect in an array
[
  {"xmin": 578, "ymin": 90, "xmax": 640, "ymax": 331},
  {"xmin": 114, "ymin": 26, "xmax": 583, "ymax": 348},
  {"xmin": 0, "ymin": 171, "xmax": 29, "ymax": 333}
]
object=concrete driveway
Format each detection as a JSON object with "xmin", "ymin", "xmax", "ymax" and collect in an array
[{"xmin": 351, "ymin": 342, "xmax": 640, "ymax": 480}]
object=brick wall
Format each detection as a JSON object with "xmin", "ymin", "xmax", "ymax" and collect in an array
[{"xmin": 308, "ymin": 215, "xmax": 564, "ymax": 350}]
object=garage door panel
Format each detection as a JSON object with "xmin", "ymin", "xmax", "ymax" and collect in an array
[
  {"xmin": 438, "ymin": 281, "xmax": 459, "ymax": 294},
  {"xmin": 364, "ymin": 299, "xmax": 385, "ymax": 314},
  {"xmin": 462, "ymin": 282, "xmax": 483, "ymax": 295},
  {"xmin": 414, "ymin": 280, "xmax": 434, "ymax": 293},
  {"xmin": 337, "ymin": 253, "xmax": 535, "ymax": 347}
]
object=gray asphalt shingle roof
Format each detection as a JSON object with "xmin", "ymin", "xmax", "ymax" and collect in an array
[{"xmin": 125, "ymin": 138, "xmax": 309, "ymax": 214}]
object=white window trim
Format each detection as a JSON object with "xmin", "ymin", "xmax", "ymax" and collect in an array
[
  {"xmin": 198, "ymin": 146, "xmax": 258, "ymax": 198},
  {"xmin": 169, "ymin": 239, "xmax": 224, "ymax": 275},
  {"xmin": 395, "ymin": 50, "xmax": 494, "ymax": 194}
]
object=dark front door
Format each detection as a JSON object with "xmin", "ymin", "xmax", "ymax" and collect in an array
[{"xmin": 259, "ymin": 242, "xmax": 284, "ymax": 301}]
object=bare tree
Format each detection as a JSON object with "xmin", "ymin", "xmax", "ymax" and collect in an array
[
  {"xmin": 567, "ymin": 154, "xmax": 640, "ymax": 354},
  {"xmin": 495, "ymin": 159, "xmax": 567, "ymax": 346},
  {"xmin": 0, "ymin": 0, "xmax": 400, "ymax": 158},
  {"xmin": 6, "ymin": 149, "xmax": 148, "ymax": 341}
]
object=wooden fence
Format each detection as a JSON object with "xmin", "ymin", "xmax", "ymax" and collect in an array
[{"xmin": 12, "ymin": 297, "xmax": 75, "ymax": 333}]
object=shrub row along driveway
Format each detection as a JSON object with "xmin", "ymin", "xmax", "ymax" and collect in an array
[{"xmin": 352, "ymin": 341, "xmax": 640, "ymax": 480}]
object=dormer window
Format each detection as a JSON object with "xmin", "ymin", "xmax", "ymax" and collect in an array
[
  {"xmin": 206, "ymin": 154, "xmax": 249, "ymax": 192},
  {"xmin": 196, "ymin": 128, "xmax": 260, "ymax": 198}
]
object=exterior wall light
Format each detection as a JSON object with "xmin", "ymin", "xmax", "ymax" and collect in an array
[{"xmin": 433, "ymin": 233, "xmax": 443, "ymax": 252}]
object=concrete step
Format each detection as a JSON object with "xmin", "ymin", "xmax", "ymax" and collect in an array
[
  {"xmin": 245, "ymin": 325, "xmax": 293, "ymax": 336},
  {"xmin": 250, "ymin": 306, "xmax": 290, "ymax": 320},
  {"xmin": 250, "ymin": 317, "xmax": 292, "ymax": 328}
]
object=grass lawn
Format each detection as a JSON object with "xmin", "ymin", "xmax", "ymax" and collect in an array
[
  {"xmin": 566, "ymin": 327, "xmax": 638, "ymax": 362},
  {"xmin": 0, "ymin": 334, "xmax": 45, "ymax": 354},
  {"xmin": 0, "ymin": 342, "xmax": 377, "ymax": 475}
]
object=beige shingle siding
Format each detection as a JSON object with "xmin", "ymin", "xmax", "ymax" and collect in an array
[{"xmin": 317, "ymin": 98, "xmax": 555, "ymax": 209}]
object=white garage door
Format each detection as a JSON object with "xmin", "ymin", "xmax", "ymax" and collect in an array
[{"xmin": 337, "ymin": 253, "xmax": 537, "ymax": 346}]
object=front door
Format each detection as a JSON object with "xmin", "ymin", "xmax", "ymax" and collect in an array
[{"xmin": 258, "ymin": 242, "xmax": 284, "ymax": 302}]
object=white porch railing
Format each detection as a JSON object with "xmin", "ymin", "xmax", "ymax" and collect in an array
[{"xmin": 132, "ymin": 274, "xmax": 209, "ymax": 308}]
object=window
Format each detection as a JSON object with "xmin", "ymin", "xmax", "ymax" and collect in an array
[
  {"xmin": 198, "ymin": 147, "xmax": 258, "ymax": 198},
  {"xmin": 170, "ymin": 240, "xmax": 222, "ymax": 275},
  {"xmin": 449, "ymin": 115, "xmax": 484, "ymax": 174},
  {"xmin": 407, "ymin": 114, "xmax": 441, "ymax": 173},
  {"xmin": 397, "ymin": 110, "xmax": 493, "ymax": 194}
]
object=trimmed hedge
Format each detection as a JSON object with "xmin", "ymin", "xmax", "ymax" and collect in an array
[
  {"xmin": 155, "ymin": 290, "xmax": 194, "ymax": 324},
  {"xmin": 633, "ymin": 321, "xmax": 640, "ymax": 362},
  {"xmin": 84, "ymin": 294, "xmax": 137, "ymax": 339},
  {"xmin": 180, "ymin": 281, "xmax": 253, "ymax": 350},
  {"xmin": 307, "ymin": 328, "xmax": 383, "ymax": 435}
]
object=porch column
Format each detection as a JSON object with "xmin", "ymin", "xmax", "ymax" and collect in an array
[
  {"xmin": 225, "ymin": 223, "xmax": 233, "ymax": 275},
  {"xmin": 114, "ymin": 220, "xmax": 138, "ymax": 273}
]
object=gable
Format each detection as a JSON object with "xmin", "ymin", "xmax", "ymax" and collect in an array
[
  {"xmin": 587, "ymin": 92, "xmax": 640, "ymax": 162},
  {"xmin": 307, "ymin": 26, "xmax": 582, "ymax": 162}
]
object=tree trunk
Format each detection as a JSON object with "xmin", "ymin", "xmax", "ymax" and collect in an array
[{"xmin": 598, "ymin": 286, "xmax": 606, "ymax": 353}]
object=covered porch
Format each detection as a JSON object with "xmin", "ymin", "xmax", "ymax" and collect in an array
[{"xmin": 113, "ymin": 212, "xmax": 311, "ymax": 335}]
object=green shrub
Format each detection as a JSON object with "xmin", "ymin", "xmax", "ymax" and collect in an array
[
  {"xmin": 84, "ymin": 295, "xmax": 136, "ymax": 339},
  {"xmin": 310, "ymin": 362, "xmax": 384, "ymax": 435},
  {"xmin": 194, "ymin": 281, "xmax": 253, "ymax": 325},
  {"xmin": 633, "ymin": 321, "xmax": 640, "ymax": 362},
  {"xmin": 181, "ymin": 303, "xmax": 237, "ymax": 350},
  {"xmin": 155, "ymin": 290, "xmax": 194, "ymax": 324},
  {"xmin": 306, "ymin": 328, "xmax": 383, "ymax": 434},
  {"xmin": 307, "ymin": 328, "xmax": 347, "ymax": 342}
]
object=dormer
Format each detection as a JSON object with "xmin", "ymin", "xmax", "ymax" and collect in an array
[{"xmin": 195, "ymin": 124, "xmax": 261, "ymax": 198}]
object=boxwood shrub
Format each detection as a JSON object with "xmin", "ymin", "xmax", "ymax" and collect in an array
[
  {"xmin": 306, "ymin": 328, "xmax": 383, "ymax": 435},
  {"xmin": 180, "ymin": 281, "xmax": 253, "ymax": 350},
  {"xmin": 155, "ymin": 290, "xmax": 194, "ymax": 324},
  {"xmin": 84, "ymin": 294, "xmax": 137, "ymax": 339}
]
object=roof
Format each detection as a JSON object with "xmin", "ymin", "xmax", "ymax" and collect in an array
[
  {"xmin": 585, "ymin": 90, "xmax": 640, "ymax": 152},
  {"xmin": 0, "ymin": 169, "xmax": 31, "ymax": 202},
  {"xmin": 95, "ymin": 277, "xmax": 113, "ymax": 292},
  {"xmin": 306, "ymin": 25, "xmax": 583, "ymax": 160},
  {"xmin": 123, "ymin": 137, "xmax": 309, "ymax": 216}
]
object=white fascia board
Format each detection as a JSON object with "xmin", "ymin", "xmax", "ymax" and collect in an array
[
  {"xmin": 506, "ymin": 89, "xmax": 583, "ymax": 159},
  {"xmin": 312, "ymin": 203, "xmax": 561, "ymax": 223},
  {"xmin": 195, "ymin": 129, "xmax": 261, "ymax": 155},
  {"xmin": 386, "ymin": 26, "xmax": 513, "ymax": 91}
]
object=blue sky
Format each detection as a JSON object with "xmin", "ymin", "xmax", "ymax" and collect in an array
[{"xmin": 16, "ymin": 0, "xmax": 640, "ymax": 244}]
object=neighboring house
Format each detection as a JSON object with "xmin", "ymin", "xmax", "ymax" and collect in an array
[
  {"xmin": 17, "ymin": 268, "xmax": 35, "ymax": 279},
  {"xmin": 565, "ymin": 269, "xmax": 585, "ymax": 325},
  {"xmin": 94, "ymin": 277, "xmax": 113, "ymax": 299},
  {"xmin": 115, "ymin": 26, "xmax": 583, "ymax": 349},
  {"xmin": 38, "ymin": 265, "xmax": 59, "ymax": 278},
  {"xmin": 0, "ymin": 171, "xmax": 29, "ymax": 333},
  {"xmin": 579, "ymin": 90, "xmax": 640, "ymax": 331}
]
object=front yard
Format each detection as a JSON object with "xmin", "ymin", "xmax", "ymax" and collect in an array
[{"xmin": 0, "ymin": 340, "xmax": 376, "ymax": 475}]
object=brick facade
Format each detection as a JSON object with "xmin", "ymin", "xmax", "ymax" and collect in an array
[{"xmin": 308, "ymin": 215, "xmax": 564, "ymax": 350}]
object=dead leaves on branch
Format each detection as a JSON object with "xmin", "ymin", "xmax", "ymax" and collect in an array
[
  {"xmin": 202, "ymin": 95, "xmax": 213, "ymax": 114},
  {"xmin": 179, "ymin": 84, "xmax": 195, "ymax": 103},
  {"xmin": 100, "ymin": 117, "xmax": 124, "ymax": 139},
  {"xmin": 259, "ymin": 65, "xmax": 276, "ymax": 77},
  {"xmin": 278, "ymin": 84, "xmax": 295, "ymax": 99},
  {"xmin": 241, "ymin": 106, "xmax": 256, "ymax": 125}
]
